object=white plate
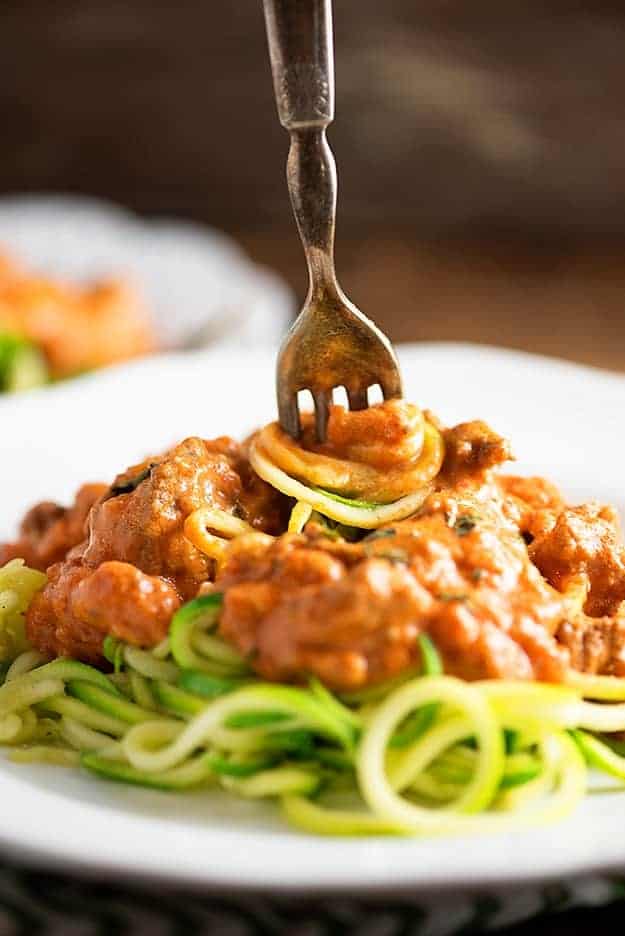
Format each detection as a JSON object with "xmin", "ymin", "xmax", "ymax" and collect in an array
[
  {"xmin": 0, "ymin": 341, "xmax": 624, "ymax": 894},
  {"xmin": 0, "ymin": 194, "xmax": 293, "ymax": 350}
]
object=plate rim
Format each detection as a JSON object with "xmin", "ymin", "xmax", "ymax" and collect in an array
[{"xmin": 1, "ymin": 340, "xmax": 625, "ymax": 894}]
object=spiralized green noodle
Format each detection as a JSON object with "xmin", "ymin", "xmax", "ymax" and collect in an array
[
  {"xmin": 40, "ymin": 695, "xmax": 128, "ymax": 736},
  {"xmin": 358, "ymin": 677, "xmax": 505, "ymax": 830},
  {"xmin": 128, "ymin": 672, "xmax": 157, "ymax": 710},
  {"xmin": 5, "ymin": 650, "xmax": 48, "ymax": 681},
  {"xmin": 0, "ymin": 566, "xmax": 624, "ymax": 838},
  {"xmin": 566, "ymin": 671, "xmax": 625, "ymax": 701},
  {"xmin": 168, "ymin": 595, "xmax": 248, "ymax": 676},
  {"xmin": 282, "ymin": 794, "xmax": 406, "ymax": 836},
  {"xmin": 122, "ymin": 646, "xmax": 179, "ymax": 683},
  {"xmin": 60, "ymin": 717, "xmax": 113, "ymax": 752},
  {"xmin": 250, "ymin": 443, "xmax": 434, "ymax": 529},
  {"xmin": 10, "ymin": 746, "xmax": 80, "ymax": 767},
  {"xmin": 0, "ymin": 560, "xmax": 46, "ymax": 661}
]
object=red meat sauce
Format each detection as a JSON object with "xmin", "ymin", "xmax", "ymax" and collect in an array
[
  {"xmin": 2, "ymin": 436, "xmax": 288, "ymax": 664},
  {"xmin": 3, "ymin": 405, "xmax": 625, "ymax": 690}
]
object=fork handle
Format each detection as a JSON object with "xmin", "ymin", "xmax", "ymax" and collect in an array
[
  {"xmin": 263, "ymin": 0, "xmax": 334, "ymax": 130},
  {"xmin": 263, "ymin": 0, "xmax": 339, "ymax": 289}
]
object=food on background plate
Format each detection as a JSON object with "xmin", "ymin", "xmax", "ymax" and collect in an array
[
  {"xmin": 1, "ymin": 398, "xmax": 625, "ymax": 836},
  {"xmin": 0, "ymin": 252, "xmax": 155, "ymax": 392}
]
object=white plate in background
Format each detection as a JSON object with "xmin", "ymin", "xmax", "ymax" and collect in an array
[
  {"xmin": 0, "ymin": 341, "xmax": 623, "ymax": 894},
  {"xmin": 0, "ymin": 194, "xmax": 294, "ymax": 349}
]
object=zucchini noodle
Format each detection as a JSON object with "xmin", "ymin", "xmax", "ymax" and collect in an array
[
  {"xmin": 566, "ymin": 670, "xmax": 625, "ymax": 701},
  {"xmin": 168, "ymin": 595, "xmax": 249, "ymax": 676},
  {"xmin": 60, "ymin": 717, "xmax": 113, "ymax": 752},
  {"xmin": 358, "ymin": 677, "xmax": 505, "ymax": 827},
  {"xmin": 184, "ymin": 506, "xmax": 260, "ymax": 566},
  {"xmin": 253, "ymin": 408, "xmax": 443, "ymax": 503},
  {"xmin": 0, "ymin": 559, "xmax": 46, "ymax": 661},
  {"xmin": 250, "ymin": 442, "xmax": 435, "ymax": 529},
  {"xmin": 5, "ymin": 650, "xmax": 48, "ymax": 681},
  {"xmin": 129, "ymin": 672, "xmax": 157, "ymax": 710},
  {"xmin": 250, "ymin": 403, "xmax": 443, "ymax": 529},
  {"xmin": 288, "ymin": 502, "xmax": 313, "ymax": 534},
  {"xmin": 0, "ymin": 588, "xmax": 621, "ymax": 838},
  {"xmin": 3, "ymin": 556, "xmax": 625, "ymax": 837}
]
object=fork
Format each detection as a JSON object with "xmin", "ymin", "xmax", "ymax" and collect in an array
[{"xmin": 263, "ymin": 0, "xmax": 403, "ymax": 442}]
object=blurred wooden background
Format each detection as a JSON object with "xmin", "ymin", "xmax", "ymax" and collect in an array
[{"xmin": 1, "ymin": 0, "xmax": 625, "ymax": 368}]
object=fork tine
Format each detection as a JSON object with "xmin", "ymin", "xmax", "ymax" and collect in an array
[
  {"xmin": 313, "ymin": 390, "xmax": 331, "ymax": 443},
  {"xmin": 347, "ymin": 388, "xmax": 368, "ymax": 411},
  {"xmin": 278, "ymin": 389, "xmax": 301, "ymax": 439},
  {"xmin": 380, "ymin": 372, "xmax": 404, "ymax": 401}
]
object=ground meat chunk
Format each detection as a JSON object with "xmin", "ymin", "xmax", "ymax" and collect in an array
[
  {"xmin": 556, "ymin": 614, "xmax": 625, "ymax": 676},
  {"xmin": 499, "ymin": 475, "xmax": 564, "ymax": 513},
  {"xmin": 530, "ymin": 503, "xmax": 625, "ymax": 616},
  {"xmin": 71, "ymin": 561, "xmax": 180, "ymax": 649},
  {"xmin": 228, "ymin": 558, "xmax": 428, "ymax": 688},
  {"xmin": 234, "ymin": 441, "xmax": 290, "ymax": 535},
  {"xmin": 498, "ymin": 475, "xmax": 564, "ymax": 541},
  {"xmin": 439, "ymin": 420, "xmax": 512, "ymax": 487},
  {"xmin": 84, "ymin": 437, "xmax": 242, "ymax": 599},
  {"xmin": 83, "ymin": 436, "xmax": 286, "ymax": 599},
  {"xmin": 27, "ymin": 559, "xmax": 179, "ymax": 662},
  {"xmin": 26, "ymin": 561, "xmax": 99, "ymax": 661},
  {"xmin": 18, "ymin": 411, "xmax": 625, "ymax": 687},
  {"xmin": 24, "ymin": 436, "xmax": 287, "ymax": 662},
  {"xmin": 217, "ymin": 487, "xmax": 569, "ymax": 690},
  {"xmin": 302, "ymin": 400, "xmax": 424, "ymax": 472},
  {"xmin": 0, "ymin": 484, "xmax": 107, "ymax": 570}
]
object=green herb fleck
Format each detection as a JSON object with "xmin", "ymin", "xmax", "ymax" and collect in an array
[
  {"xmin": 108, "ymin": 463, "xmax": 157, "ymax": 499},
  {"xmin": 308, "ymin": 512, "xmax": 363, "ymax": 542},
  {"xmin": 471, "ymin": 568, "xmax": 485, "ymax": 582},
  {"xmin": 454, "ymin": 514, "xmax": 480, "ymax": 537},
  {"xmin": 437, "ymin": 592, "xmax": 469, "ymax": 603}
]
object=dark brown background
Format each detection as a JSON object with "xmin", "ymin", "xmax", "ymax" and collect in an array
[{"xmin": 2, "ymin": 1, "xmax": 625, "ymax": 370}]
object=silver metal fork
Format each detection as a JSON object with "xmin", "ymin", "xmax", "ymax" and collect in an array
[{"xmin": 263, "ymin": 0, "xmax": 403, "ymax": 442}]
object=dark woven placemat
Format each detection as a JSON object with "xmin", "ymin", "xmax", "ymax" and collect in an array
[{"xmin": 0, "ymin": 858, "xmax": 623, "ymax": 936}]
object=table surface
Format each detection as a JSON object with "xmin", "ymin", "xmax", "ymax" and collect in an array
[{"xmin": 242, "ymin": 232, "xmax": 625, "ymax": 374}]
